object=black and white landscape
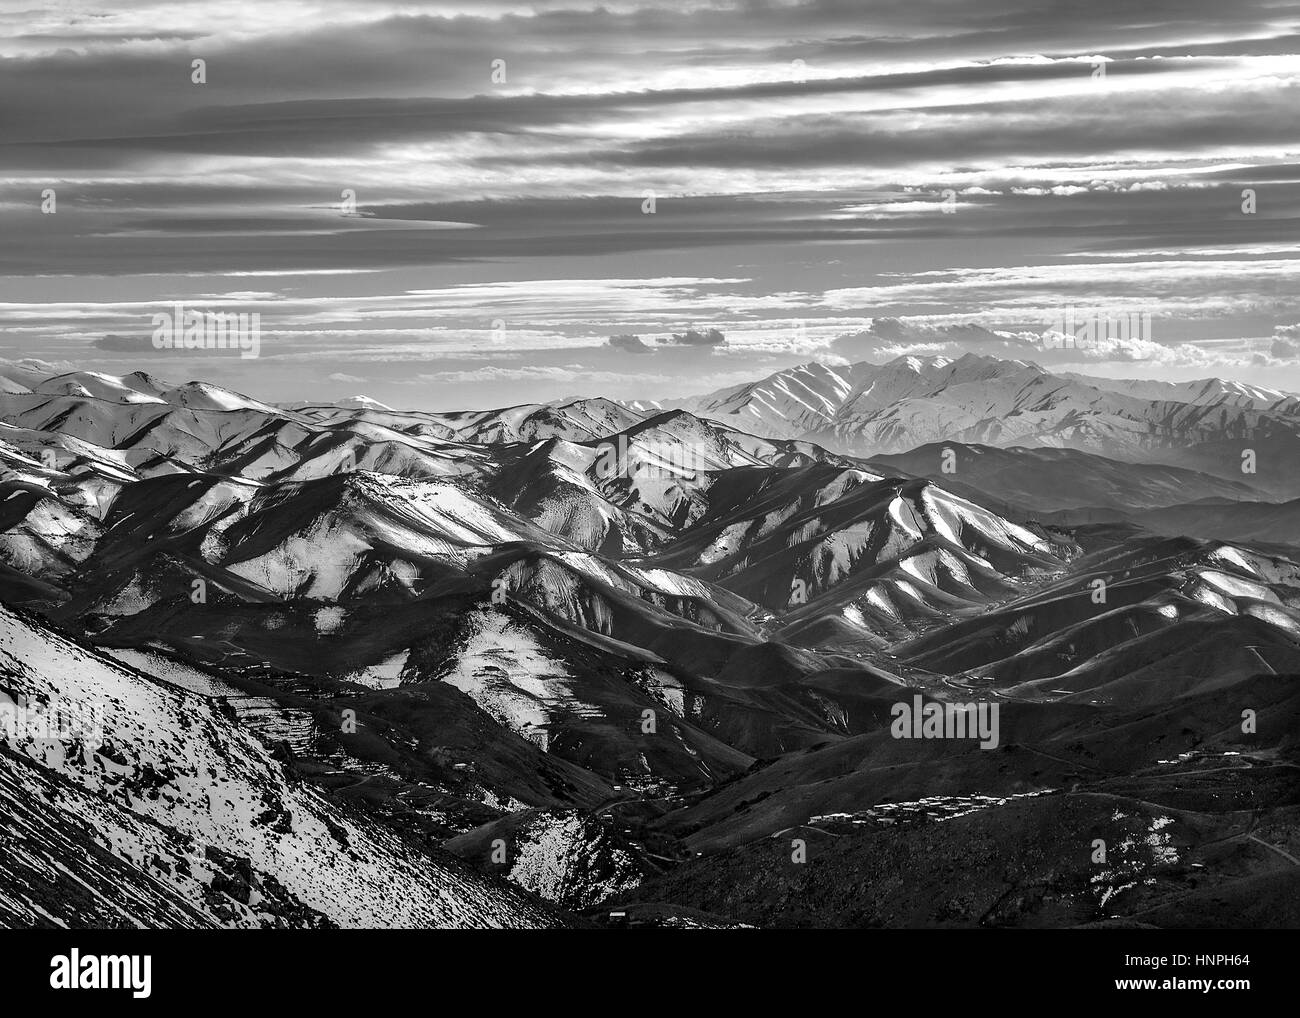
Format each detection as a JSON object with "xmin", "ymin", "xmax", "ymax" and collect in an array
[
  {"xmin": 1, "ymin": 2, "xmax": 1299, "ymax": 935},
  {"xmin": 1, "ymin": 356, "xmax": 1298, "ymax": 928}
]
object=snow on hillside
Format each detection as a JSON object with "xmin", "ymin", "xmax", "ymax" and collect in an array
[
  {"xmin": 222, "ymin": 474, "xmax": 555, "ymax": 598},
  {"xmin": 0, "ymin": 603, "xmax": 561, "ymax": 928},
  {"xmin": 434, "ymin": 607, "xmax": 589, "ymax": 749},
  {"xmin": 664, "ymin": 353, "xmax": 1300, "ymax": 463}
]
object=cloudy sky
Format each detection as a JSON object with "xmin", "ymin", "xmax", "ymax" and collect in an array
[{"xmin": 2, "ymin": 0, "xmax": 1299, "ymax": 408}]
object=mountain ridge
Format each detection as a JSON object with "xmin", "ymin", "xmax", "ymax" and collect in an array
[{"xmin": 3, "ymin": 361, "xmax": 1298, "ymax": 929}]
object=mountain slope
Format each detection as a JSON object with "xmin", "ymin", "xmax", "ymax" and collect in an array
[
  {"xmin": 669, "ymin": 354, "xmax": 1300, "ymax": 496},
  {"xmin": 5, "ymin": 362, "xmax": 1300, "ymax": 930},
  {"xmin": 867, "ymin": 442, "xmax": 1273, "ymax": 514},
  {"xmin": 0, "ymin": 602, "xmax": 565, "ymax": 929}
]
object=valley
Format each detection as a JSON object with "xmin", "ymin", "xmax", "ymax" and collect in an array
[{"xmin": 1, "ymin": 356, "xmax": 1297, "ymax": 929}]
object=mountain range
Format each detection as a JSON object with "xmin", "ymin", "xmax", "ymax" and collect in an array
[
  {"xmin": 1, "ymin": 356, "xmax": 1297, "ymax": 929},
  {"xmin": 637, "ymin": 353, "xmax": 1300, "ymax": 501}
]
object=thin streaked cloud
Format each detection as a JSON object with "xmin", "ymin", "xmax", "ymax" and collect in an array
[{"xmin": 1, "ymin": 0, "xmax": 1298, "ymax": 406}]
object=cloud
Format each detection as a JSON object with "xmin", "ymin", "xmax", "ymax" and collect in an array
[
  {"xmin": 826, "ymin": 315, "xmax": 1232, "ymax": 371},
  {"xmin": 395, "ymin": 365, "xmax": 668, "ymax": 385},
  {"xmin": 92, "ymin": 334, "xmax": 155, "ymax": 352},
  {"xmin": 327, "ymin": 371, "xmax": 368, "ymax": 383},
  {"xmin": 2, "ymin": 0, "xmax": 1298, "ymax": 403},
  {"xmin": 1270, "ymin": 336, "xmax": 1300, "ymax": 360},
  {"xmin": 657, "ymin": 328, "xmax": 726, "ymax": 348},
  {"xmin": 608, "ymin": 334, "xmax": 653, "ymax": 354},
  {"xmin": 831, "ymin": 319, "xmax": 1038, "ymax": 362}
]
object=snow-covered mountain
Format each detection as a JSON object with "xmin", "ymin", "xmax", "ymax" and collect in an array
[
  {"xmin": 2, "ymin": 364, "xmax": 1298, "ymax": 929},
  {"xmin": 0, "ymin": 601, "xmax": 562, "ymax": 928},
  {"xmin": 659, "ymin": 362, "xmax": 877, "ymax": 438},
  {"xmin": 1061, "ymin": 373, "xmax": 1300, "ymax": 413},
  {"xmin": 867, "ymin": 443, "xmax": 1272, "ymax": 514},
  {"xmin": 666, "ymin": 354, "xmax": 1300, "ymax": 496}
]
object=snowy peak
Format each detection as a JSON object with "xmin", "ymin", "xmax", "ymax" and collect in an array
[
  {"xmin": 35, "ymin": 371, "xmax": 169, "ymax": 405},
  {"xmin": 661, "ymin": 354, "xmax": 1300, "ymax": 489},
  {"xmin": 3, "ymin": 361, "xmax": 1300, "ymax": 930},
  {"xmin": 1063, "ymin": 372, "xmax": 1300, "ymax": 412},
  {"xmin": 160, "ymin": 380, "xmax": 283, "ymax": 415},
  {"xmin": 672, "ymin": 360, "xmax": 876, "ymax": 438}
]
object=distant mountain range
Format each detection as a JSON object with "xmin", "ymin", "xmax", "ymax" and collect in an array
[
  {"xmin": 1, "ymin": 361, "xmax": 1298, "ymax": 928},
  {"xmin": 635, "ymin": 354, "xmax": 1300, "ymax": 498}
]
